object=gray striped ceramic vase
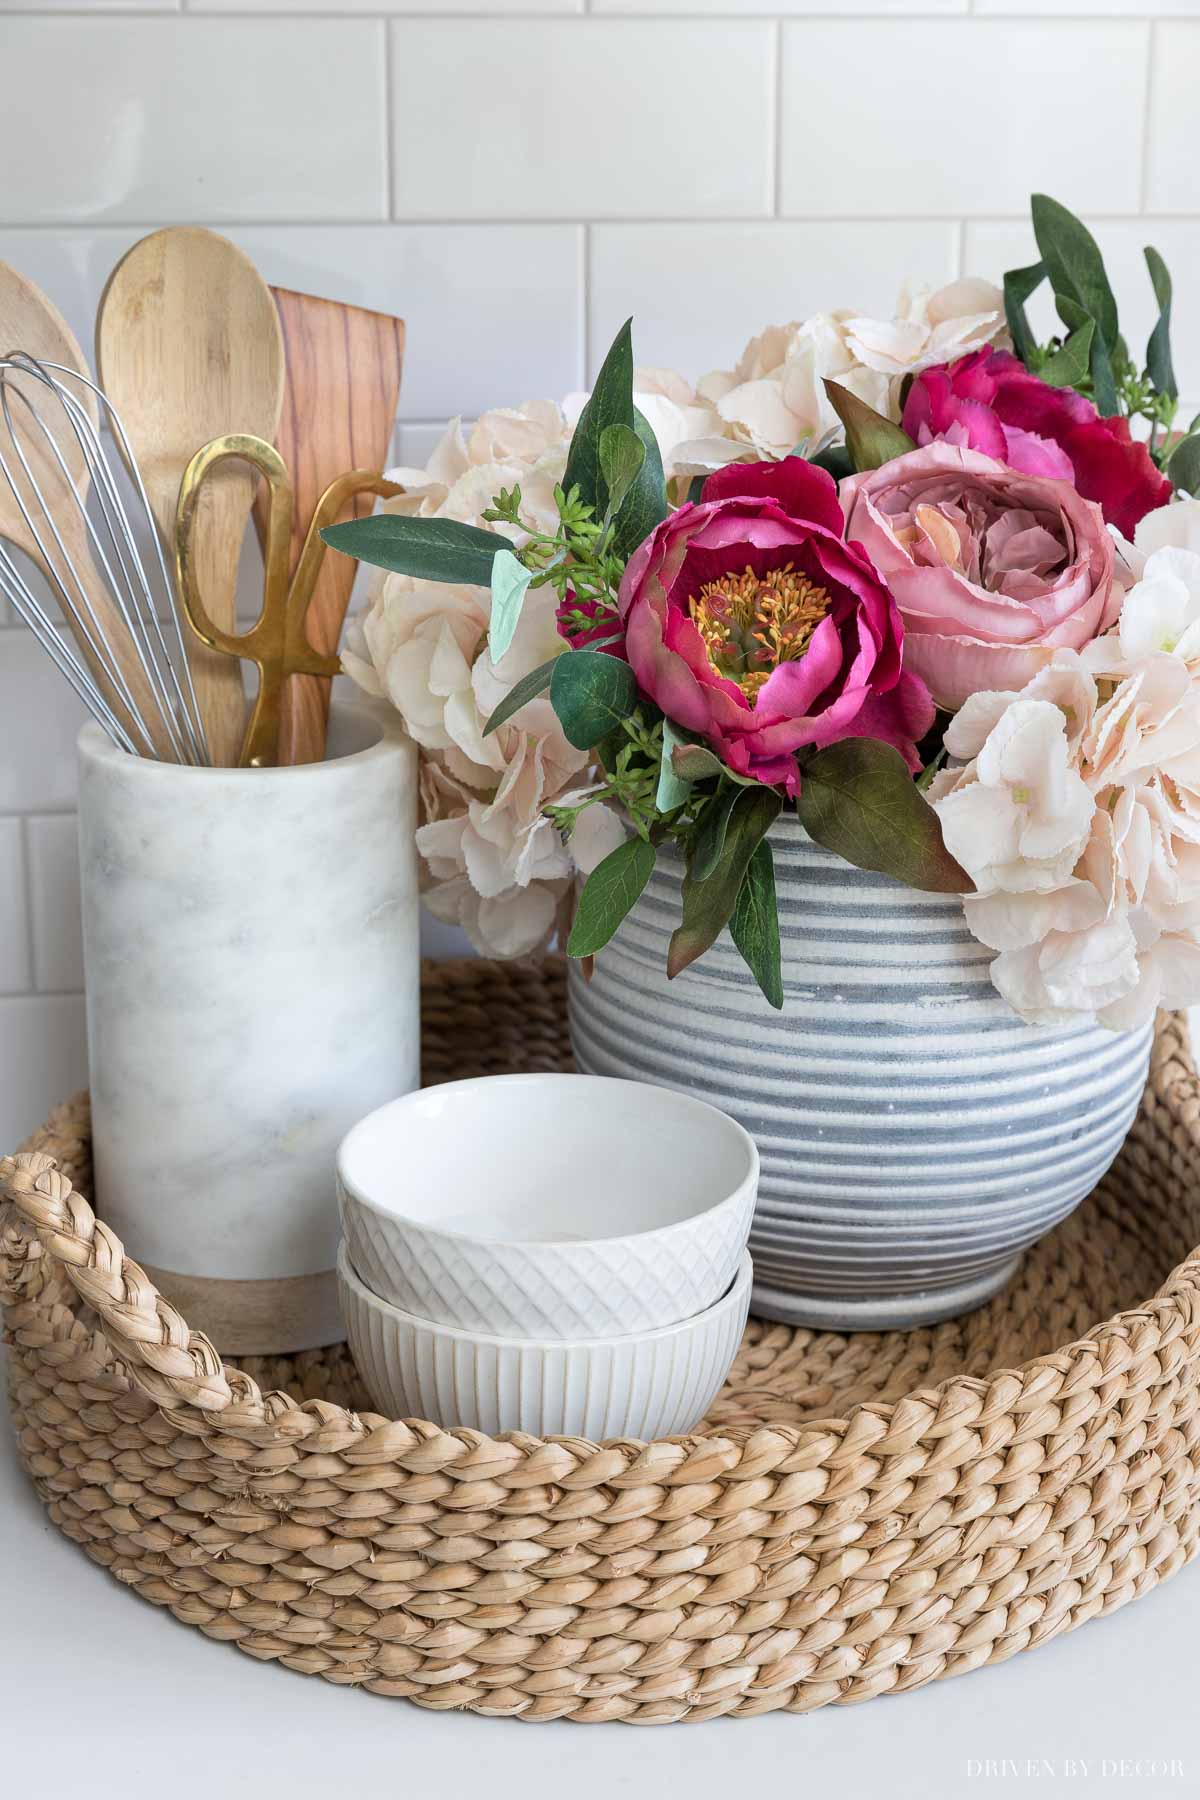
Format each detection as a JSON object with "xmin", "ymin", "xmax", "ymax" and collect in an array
[{"xmin": 568, "ymin": 814, "xmax": 1153, "ymax": 1332}]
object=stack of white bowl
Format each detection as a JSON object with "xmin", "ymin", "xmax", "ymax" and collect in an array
[{"xmin": 336, "ymin": 1073, "xmax": 758, "ymax": 1439}]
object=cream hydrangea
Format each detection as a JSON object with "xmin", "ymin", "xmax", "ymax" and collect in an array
[
  {"xmin": 342, "ymin": 386, "xmax": 701, "ymax": 959},
  {"xmin": 931, "ymin": 537, "xmax": 1200, "ymax": 1028},
  {"xmin": 676, "ymin": 280, "xmax": 1007, "ymax": 471}
]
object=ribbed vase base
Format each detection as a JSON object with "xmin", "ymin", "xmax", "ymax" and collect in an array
[{"xmin": 750, "ymin": 1254, "xmax": 1022, "ymax": 1333}]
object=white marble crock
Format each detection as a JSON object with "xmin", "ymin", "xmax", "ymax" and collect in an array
[
  {"xmin": 78, "ymin": 700, "xmax": 419, "ymax": 1354},
  {"xmin": 569, "ymin": 814, "xmax": 1154, "ymax": 1332}
]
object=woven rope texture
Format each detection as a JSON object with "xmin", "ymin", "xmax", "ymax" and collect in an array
[{"xmin": 2, "ymin": 958, "xmax": 1199, "ymax": 1722}]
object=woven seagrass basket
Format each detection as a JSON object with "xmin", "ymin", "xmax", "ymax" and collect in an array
[{"xmin": 3, "ymin": 957, "xmax": 1200, "ymax": 1724}]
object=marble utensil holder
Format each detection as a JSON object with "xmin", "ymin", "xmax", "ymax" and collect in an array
[{"xmin": 77, "ymin": 699, "xmax": 420, "ymax": 1354}]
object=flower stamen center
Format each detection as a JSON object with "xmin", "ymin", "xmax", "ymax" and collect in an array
[{"xmin": 690, "ymin": 564, "xmax": 831, "ymax": 702}]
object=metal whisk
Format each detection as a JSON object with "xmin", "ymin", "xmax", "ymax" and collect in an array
[{"xmin": 0, "ymin": 353, "xmax": 210, "ymax": 764}]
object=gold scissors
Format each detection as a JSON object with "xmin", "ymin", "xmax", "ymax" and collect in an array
[{"xmin": 175, "ymin": 433, "xmax": 402, "ymax": 767}]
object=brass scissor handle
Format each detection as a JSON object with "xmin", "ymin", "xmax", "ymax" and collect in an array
[{"xmin": 176, "ymin": 435, "xmax": 401, "ymax": 767}]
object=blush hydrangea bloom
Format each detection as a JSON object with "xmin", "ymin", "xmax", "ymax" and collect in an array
[{"xmin": 929, "ymin": 570, "xmax": 1200, "ymax": 1028}]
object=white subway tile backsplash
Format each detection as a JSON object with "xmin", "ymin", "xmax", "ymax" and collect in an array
[
  {"xmin": 0, "ymin": 1, "xmax": 178, "ymax": 9},
  {"xmin": 983, "ymin": 0, "xmax": 1200, "ymax": 11},
  {"xmin": 394, "ymin": 424, "xmax": 449, "ymax": 469},
  {"xmin": 0, "ymin": 0, "xmax": 1192, "ymax": 1145},
  {"xmin": 27, "ymin": 817, "xmax": 84, "ymax": 995},
  {"xmin": 1146, "ymin": 26, "xmax": 1200, "ymax": 216},
  {"xmin": 781, "ymin": 22, "xmax": 1147, "ymax": 219},
  {"xmin": 965, "ymin": 219, "xmax": 1200, "ymax": 404},
  {"xmin": 0, "ymin": 634, "xmax": 88, "ymax": 814},
  {"xmin": 0, "ymin": 996, "xmax": 87, "ymax": 1152},
  {"xmin": 0, "ymin": 821, "xmax": 31, "ymax": 997},
  {"xmin": 590, "ymin": 221, "xmax": 958, "ymax": 383},
  {"xmin": 193, "ymin": 0, "xmax": 580, "ymax": 9},
  {"xmin": 0, "ymin": 224, "xmax": 583, "ymax": 427},
  {"xmin": 390, "ymin": 22, "xmax": 774, "ymax": 222},
  {"xmin": 597, "ymin": 0, "xmax": 964, "ymax": 10},
  {"xmin": 0, "ymin": 18, "xmax": 388, "ymax": 225}
]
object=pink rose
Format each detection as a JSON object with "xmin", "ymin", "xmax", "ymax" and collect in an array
[
  {"xmin": 841, "ymin": 442, "xmax": 1120, "ymax": 712},
  {"xmin": 618, "ymin": 458, "xmax": 933, "ymax": 795},
  {"xmin": 901, "ymin": 349, "xmax": 1172, "ymax": 539}
]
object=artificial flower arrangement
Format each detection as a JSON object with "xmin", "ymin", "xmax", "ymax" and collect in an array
[{"xmin": 326, "ymin": 194, "xmax": 1200, "ymax": 1033}]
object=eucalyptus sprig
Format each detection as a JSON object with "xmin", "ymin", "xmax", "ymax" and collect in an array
[
  {"xmin": 1004, "ymin": 194, "xmax": 1181, "ymax": 464},
  {"xmin": 481, "ymin": 480, "xmax": 625, "ymax": 636}
]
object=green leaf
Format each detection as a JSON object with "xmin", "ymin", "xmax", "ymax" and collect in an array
[
  {"xmin": 809, "ymin": 443, "xmax": 855, "ymax": 482},
  {"xmin": 1089, "ymin": 333, "xmax": 1120, "ymax": 418},
  {"xmin": 1003, "ymin": 259, "xmax": 1046, "ymax": 369},
  {"xmin": 670, "ymin": 740, "xmax": 760, "ymax": 788},
  {"xmin": 1031, "ymin": 194, "xmax": 1119, "ymax": 353},
  {"xmin": 321, "ymin": 513, "xmax": 500, "ymax": 587},
  {"xmin": 598, "ymin": 422, "xmax": 646, "ymax": 522},
  {"xmin": 692, "ymin": 786, "xmax": 740, "ymax": 883},
  {"xmin": 1164, "ymin": 431, "xmax": 1200, "ymax": 496},
  {"xmin": 729, "ymin": 840, "xmax": 783, "ymax": 1010},
  {"xmin": 488, "ymin": 549, "xmax": 534, "ymax": 661},
  {"xmin": 567, "ymin": 836, "xmax": 656, "ymax": 959},
  {"xmin": 483, "ymin": 656, "xmax": 558, "ymax": 736},
  {"xmin": 611, "ymin": 406, "xmax": 668, "ymax": 560},
  {"xmin": 550, "ymin": 649, "xmax": 638, "ymax": 750},
  {"xmin": 1145, "ymin": 246, "xmax": 1178, "ymax": 402},
  {"xmin": 1039, "ymin": 318, "xmax": 1095, "ymax": 390},
  {"xmin": 798, "ymin": 738, "xmax": 971, "ymax": 894},
  {"xmin": 823, "ymin": 380, "xmax": 915, "ymax": 472},
  {"xmin": 668, "ymin": 787, "xmax": 782, "ymax": 979},
  {"xmin": 563, "ymin": 319, "xmax": 634, "ymax": 515},
  {"xmin": 656, "ymin": 719, "xmax": 692, "ymax": 813}
]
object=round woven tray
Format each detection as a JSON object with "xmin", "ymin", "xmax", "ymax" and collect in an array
[{"xmin": 3, "ymin": 959, "xmax": 1199, "ymax": 1724}]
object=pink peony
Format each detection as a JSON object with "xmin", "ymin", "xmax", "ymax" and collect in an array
[
  {"xmin": 617, "ymin": 458, "xmax": 933, "ymax": 795},
  {"xmin": 901, "ymin": 350, "xmax": 1172, "ymax": 539},
  {"xmin": 840, "ymin": 442, "xmax": 1120, "ymax": 712}
]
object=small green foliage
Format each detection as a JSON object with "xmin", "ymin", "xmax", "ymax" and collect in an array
[
  {"xmin": 566, "ymin": 836, "xmax": 657, "ymax": 958},
  {"xmin": 823, "ymin": 381, "xmax": 915, "ymax": 472},
  {"xmin": 1007, "ymin": 195, "xmax": 1180, "ymax": 459},
  {"xmin": 488, "ymin": 548, "xmax": 534, "ymax": 661},
  {"xmin": 797, "ymin": 738, "xmax": 971, "ymax": 894},
  {"xmin": 550, "ymin": 650, "xmax": 638, "ymax": 751},
  {"xmin": 730, "ymin": 840, "xmax": 783, "ymax": 1010},
  {"xmin": 668, "ymin": 787, "xmax": 783, "ymax": 980},
  {"xmin": 320, "ymin": 513, "xmax": 501, "ymax": 586}
]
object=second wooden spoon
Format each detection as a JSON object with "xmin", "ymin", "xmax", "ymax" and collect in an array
[
  {"xmin": 255, "ymin": 286, "xmax": 405, "ymax": 765},
  {"xmin": 97, "ymin": 227, "xmax": 285, "ymax": 766}
]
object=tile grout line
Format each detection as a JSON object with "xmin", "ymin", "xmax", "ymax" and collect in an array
[
  {"xmin": 769, "ymin": 19, "xmax": 783, "ymax": 220},
  {"xmin": 382, "ymin": 16, "xmax": 397, "ymax": 221},
  {"xmin": 580, "ymin": 224, "xmax": 592, "ymax": 386},
  {"xmin": 1139, "ymin": 19, "xmax": 1156, "ymax": 215},
  {"xmin": 17, "ymin": 816, "xmax": 37, "ymax": 997}
]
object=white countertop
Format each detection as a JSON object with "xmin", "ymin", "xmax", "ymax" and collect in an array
[{"xmin": 1, "ymin": 1354, "xmax": 1194, "ymax": 1800}]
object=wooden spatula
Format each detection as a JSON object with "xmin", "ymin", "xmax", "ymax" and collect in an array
[
  {"xmin": 255, "ymin": 287, "xmax": 405, "ymax": 765},
  {"xmin": 96, "ymin": 228, "xmax": 285, "ymax": 766}
]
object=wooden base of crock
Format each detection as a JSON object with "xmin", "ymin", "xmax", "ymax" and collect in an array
[{"xmin": 141, "ymin": 1264, "xmax": 341, "ymax": 1355}]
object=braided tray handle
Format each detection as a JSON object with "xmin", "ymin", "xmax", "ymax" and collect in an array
[
  {"xmin": 4, "ymin": 1008, "xmax": 1195, "ymax": 1472},
  {"xmin": 0, "ymin": 1143, "xmax": 753, "ymax": 1486},
  {"xmin": 0, "ymin": 1150, "xmax": 237, "ymax": 1414}
]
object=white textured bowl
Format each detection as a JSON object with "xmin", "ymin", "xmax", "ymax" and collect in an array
[
  {"xmin": 338, "ymin": 1245, "xmax": 753, "ymax": 1439},
  {"xmin": 337, "ymin": 1073, "xmax": 758, "ymax": 1338}
]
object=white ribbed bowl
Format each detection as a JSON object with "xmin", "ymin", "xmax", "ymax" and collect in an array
[
  {"xmin": 338, "ymin": 1246, "xmax": 753, "ymax": 1439},
  {"xmin": 337, "ymin": 1073, "xmax": 757, "ymax": 1339},
  {"xmin": 569, "ymin": 815, "xmax": 1154, "ymax": 1332}
]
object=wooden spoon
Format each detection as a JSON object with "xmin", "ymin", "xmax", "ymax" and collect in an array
[
  {"xmin": 96, "ymin": 228, "xmax": 285, "ymax": 766},
  {"xmin": 254, "ymin": 287, "xmax": 404, "ymax": 765},
  {"xmin": 0, "ymin": 261, "xmax": 177, "ymax": 759}
]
